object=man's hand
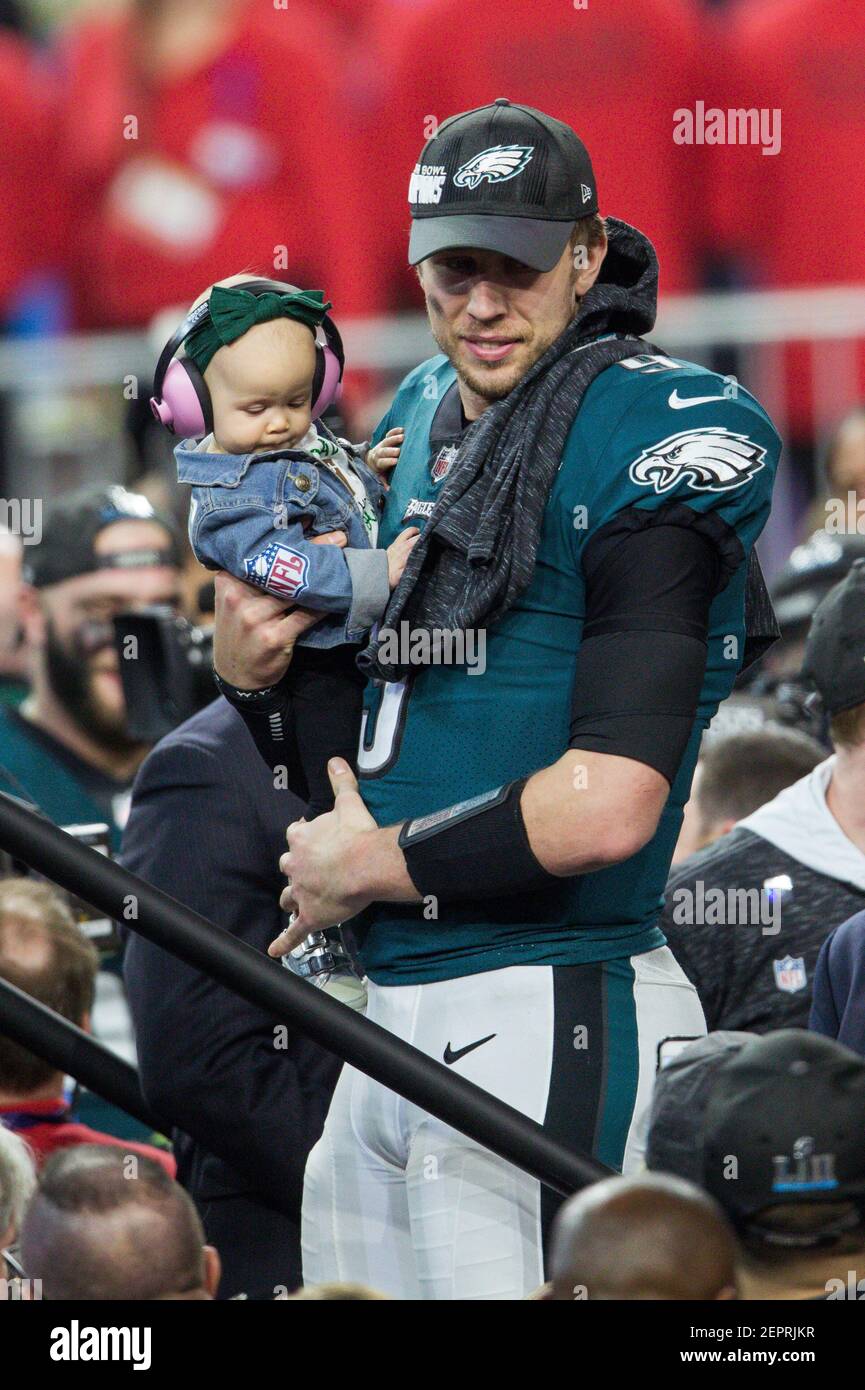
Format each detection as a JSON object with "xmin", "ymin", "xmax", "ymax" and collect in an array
[
  {"xmin": 213, "ymin": 532, "xmax": 345, "ymax": 689},
  {"xmin": 270, "ymin": 759, "xmax": 380, "ymax": 953}
]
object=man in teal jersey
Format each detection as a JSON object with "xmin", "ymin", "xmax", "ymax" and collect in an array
[{"xmin": 217, "ymin": 100, "xmax": 780, "ymax": 1299}]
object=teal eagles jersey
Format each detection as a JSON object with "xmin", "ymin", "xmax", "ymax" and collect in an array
[
  {"xmin": 0, "ymin": 707, "xmax": 131, "ymax": 852},
  {"xmin": 355, "ymin": 349, "xmax": 780, "ymax": 985}
]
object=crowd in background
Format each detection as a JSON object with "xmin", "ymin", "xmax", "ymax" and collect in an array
[
  {"xmin": 0, "ymin": 0, "xmax": 863, "ymax": 437},
  {"xmin": 3, "ymin": 0, "xmax": 865, "ymax": 1303},
  {"xmin": 0, "ymin": 0, "xmax": 860, "ymax": 552}
]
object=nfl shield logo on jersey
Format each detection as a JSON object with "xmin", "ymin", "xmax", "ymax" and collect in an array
[
  {"xmin": 431, "ymin": 445, "xmax": 458, "ymax": 485},
  {"xmin": 773, "ymin": 955, "xmax": 807, "ymax": 994}
]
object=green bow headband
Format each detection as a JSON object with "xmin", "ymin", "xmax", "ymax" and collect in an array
[{"xmin": 184, "ymin": 284, "xmax": 332, "ymax": 374}]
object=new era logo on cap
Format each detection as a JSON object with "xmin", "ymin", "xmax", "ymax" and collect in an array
[{"xmin": 407, "ymin": 98, "xmax": 598, "ymax": 273}]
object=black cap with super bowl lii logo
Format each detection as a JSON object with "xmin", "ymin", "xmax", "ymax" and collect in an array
[
  {"xmin": 801, "ymin": 557, "xmax": 865, "ymax": 716},
  {"xmin": 702, "ymin": 1031, "xmax": 865, "ymax": 1238},
  {"xmin": 407, "ymin": 97, "xmax": 598, "ymax": 272}
]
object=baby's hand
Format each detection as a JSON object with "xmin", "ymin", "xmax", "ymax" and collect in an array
[
  {"xmin": 386, "ymin": 527, "xmax": 420, "ymax": 589},
  {"xmin": 368, "ymin": 427, "xmax": 405, "ymax": 475}
]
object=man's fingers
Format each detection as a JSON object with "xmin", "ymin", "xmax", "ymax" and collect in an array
[
  {"xmin": 284, "ymin": 817, "xmax": 306, "ymax": 848},
  {"xmin": 213, "ymin": 570, "xmax": 243, "ymax": 603},
  {"xmin": 268, "ymin": 926, "xmax": 295, "ymax": 956},
  {"xmin": 311, "ymin": 530, "xmax": 348, "ymax": 548},
  {"xmin": 268, "ymin": 908, "xmax": 315, "ymax": 956},
  {"xmin": 215, "ymin": 569, "xmax": 286, "ymax": 617},
  {"xmin": 273, "ymin": 606, "xmax": 326, "ymax": 648}
]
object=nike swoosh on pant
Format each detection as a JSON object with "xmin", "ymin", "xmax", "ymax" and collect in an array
[
  {"xmin": 443, "ymin": 1033, "xmax": 497, "ymax": 1065},
  {"xmin": 668, "ymin": 390, "xmax": 726, "ymax": 409}
]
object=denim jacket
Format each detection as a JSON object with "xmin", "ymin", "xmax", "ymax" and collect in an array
[{"xmin": 176, "ymin": 425, "xmax": 389, "ymax": 649}]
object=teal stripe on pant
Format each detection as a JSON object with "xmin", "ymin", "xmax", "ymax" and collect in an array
[{"xmin": 595, "ymin": 958, "xmax": 640, "ymax": 1171}]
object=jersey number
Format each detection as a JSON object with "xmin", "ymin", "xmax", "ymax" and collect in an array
[
  {"xmin": 357, "ymin": 678, "xmax": 411, "ymax": 776},
  {"xmin": 618, "ymin": 353, "xmax": 684, "ymax": 374}
]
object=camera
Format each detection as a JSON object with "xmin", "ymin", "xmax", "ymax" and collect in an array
[{"xmin": 113, "ymin": 605, "xmax": 216, "ymax": 743}]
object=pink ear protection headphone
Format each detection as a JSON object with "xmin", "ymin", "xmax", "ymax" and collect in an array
[{"xmin": 149, "ymin": 277, "xmax": 345, "ymax": 438}]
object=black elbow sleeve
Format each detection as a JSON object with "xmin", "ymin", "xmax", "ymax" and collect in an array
[
  {"xmin": 568, "ymin": 507, "xmax": 725, "ymax": 784},
  {"xmin": 568, "ymin": 629, "xmax": 708, "ymax": 784}
]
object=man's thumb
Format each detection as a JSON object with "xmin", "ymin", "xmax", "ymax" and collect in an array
[{"xmin": 328, "ymin": 757, "xmax": 358, "ymax": 799}]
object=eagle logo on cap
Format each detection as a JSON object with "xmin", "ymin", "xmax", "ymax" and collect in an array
[
  {"xmin": 453, "ymin": 144, "xmax": 534, "ymax": 190},
  {"xmin": 629, "ymin": 427, "xmax": 766, "ymax": 495}
]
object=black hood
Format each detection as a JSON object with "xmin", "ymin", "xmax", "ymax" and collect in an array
[{"xmin": 577, "ymin": 216, "xmax": 659, "ymax": 341}]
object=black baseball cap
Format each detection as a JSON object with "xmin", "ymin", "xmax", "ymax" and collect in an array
[
  {"xmin": 646, "ymin": 1032, "xmax": 754, "ymax": 1186},
  {"xmin": 408, "ymin": 98, "xmax": 598, "ymax": 271},
  {"xmin": 22, "ymin": 484, "xmax": 183, "ymax": 588},
  {"xmin": 771, "ymin": 530, "xmax": 865, "ymax": 634},
  {"xmin": 702, "ymin": 1031, "xmax": 865, "ymax": 1238},
  {"xmin": 801, "ymin": 557, "xmax": 865, "ymax": 715}
]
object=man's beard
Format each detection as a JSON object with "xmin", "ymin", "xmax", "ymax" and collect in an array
[
  {"xmin": 45, "ymin": 620, "xmax": 141, "ymax": 756},
  {"xmin": 428, "ymin": 307, "xmax": 575, "ymax": 405},
  {"xmin": 442, "ymin": 351, "xmax": 523, "ymax": 403}
]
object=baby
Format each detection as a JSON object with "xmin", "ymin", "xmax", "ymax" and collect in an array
[{"xmin": 156, "ymin": 274, "xmax": 414, "ymax": 816}]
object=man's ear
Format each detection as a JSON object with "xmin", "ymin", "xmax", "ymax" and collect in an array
[
  {"xmin": 17, "ymin": 582, "xmax": 45, "ymax": 650},
  {"xmin": 203, "ymin": 1244, "xmax": 221, "ymax": 1297},
  {"xmin": 701, "ymin": 816, "xmax": 736, "ymax": 850},
  {"xmin": 573, "ymin": 232, "xmax": 607, "ymax": 300}
]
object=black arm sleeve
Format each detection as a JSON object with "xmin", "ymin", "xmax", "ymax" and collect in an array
[{"xmin": 569, "ymin": 505, "xmax": 735, "ymax": 784}]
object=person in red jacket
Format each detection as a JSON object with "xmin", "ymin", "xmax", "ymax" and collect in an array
[
  {"xmin": 706, "ymin": 0, "xmax": 865, "ymax": 444},
  {"xmin": 0, "ymin": 31, "xmax": 63, "ymax": 319},
  {"xmin": 51, "ymin": 0, "xmax": 376, "ymax": 330},
  {"xmin": 368, "ymin": 0, "xmax": 705, "ymax": 310},
  {"xmin": 0, "ymin": 877, "xmax": 175, "ymax": 1177}
]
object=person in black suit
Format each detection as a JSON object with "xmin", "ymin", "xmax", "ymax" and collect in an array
[{"xmin": 121, "ymin": 696, "xmax": 342, "ymax": 1299}]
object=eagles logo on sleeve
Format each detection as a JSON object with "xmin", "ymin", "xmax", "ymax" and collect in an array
[
  {"xmin": 452, "ymin": 144, "xmax": 534, "ymax": 190},
  {"xmin": 629, "ymin": 427, "xmax": 767, "ymax": 495}
]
